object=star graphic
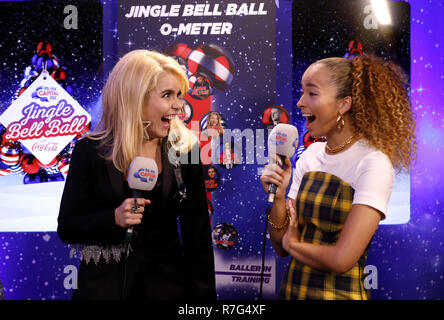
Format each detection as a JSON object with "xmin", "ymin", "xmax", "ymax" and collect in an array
[
  {"xmin": 417, "ymin": 84, "xmax": 426, "ymax": 95},
  {"xmin": 125, "ymin": 39, "xmax": 134, "ymax": 49}
]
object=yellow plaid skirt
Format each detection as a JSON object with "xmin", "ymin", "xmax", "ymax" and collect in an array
[{"xmin": 279, "ymin": 171, "xmax": 371, "ymax": 300}]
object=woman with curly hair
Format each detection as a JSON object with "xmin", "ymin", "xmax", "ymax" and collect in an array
[{"xmin": 260, "ymin": 55, "xmax": 416, "ymax": 299}]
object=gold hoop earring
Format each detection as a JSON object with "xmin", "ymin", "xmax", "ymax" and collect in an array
[{"xmin": 336, "ymin": 113, "xmax": 345, "ymax": 130}]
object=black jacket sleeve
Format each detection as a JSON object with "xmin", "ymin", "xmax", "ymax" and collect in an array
[
  {"xmin": 179, "ymin": 154, "xmax": 217, "ymax": 300},
  {"xmin": 57, "ymin": 138, "xmax": 126, "ymax": 245}
]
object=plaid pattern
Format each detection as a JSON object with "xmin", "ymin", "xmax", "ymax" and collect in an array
[{"xmin": 279, "ymin": 171, "xmax": 371, "ymax": 300}]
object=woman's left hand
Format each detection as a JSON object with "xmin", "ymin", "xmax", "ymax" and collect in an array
[{"xmin": 282, "ymin": 199, "xmax": 299, "ymax": 252}]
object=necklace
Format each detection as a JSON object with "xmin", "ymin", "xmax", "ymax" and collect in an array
[{"xmin": 325, "ymin": 134, "xmax": 355, "ymax": 154}]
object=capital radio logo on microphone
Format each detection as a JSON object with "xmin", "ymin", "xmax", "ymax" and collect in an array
[
  {"xmin": 269, "ymin": 131, "xmax": 287, "ymax": 146},
  {"xmin": 134, "ymin": 168, "xmax": 156, "ymax": 183}
]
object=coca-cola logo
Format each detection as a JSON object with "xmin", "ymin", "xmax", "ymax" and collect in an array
[
  {"xmin": 31, "ymin": 141, "xmax": 59, "ymax": 152},
  {"xmin": 4, "ymin": 100, "xmax": 88, "ymax": 141}
]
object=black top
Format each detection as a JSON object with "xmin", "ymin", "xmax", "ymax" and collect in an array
[
  {"xmin": 123, "ymin": 172, "xmax": 164, "ymax": 251},
  {"xmin": 57, "ymin": 137, "xmax": 216, "ymax": 300}
]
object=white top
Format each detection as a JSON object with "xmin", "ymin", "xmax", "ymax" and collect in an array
[{"xmin": 288, "ymin": 140, "xmax": 394, "ymax": 219}]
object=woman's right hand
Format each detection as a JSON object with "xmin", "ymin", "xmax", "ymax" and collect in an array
[
  {"xmin": 260, "ymin": 156, "xmax": 292, "ymax": 199},
  {"xmin": 114, "ymin": 198, "xmax": 151, "ymax": 228}
]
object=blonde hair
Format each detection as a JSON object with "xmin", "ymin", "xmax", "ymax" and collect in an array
[
  {"xmin": 89, "ymin": 49, "xmax": 197, "ymax": 174},
  {"xmin": 207, "ymin": 111, "xmax": 222, "ymax": 126},
  {"xmin": 313, "ymin": 55, "xmax": 416, "ymax": 172}
]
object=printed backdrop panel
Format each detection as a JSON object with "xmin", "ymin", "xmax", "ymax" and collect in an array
[
  {"xmin": 289, "ymin": 0, "xmax": 413, "ymax": 301},
  {"xmin": 0, "ymin": 0, "xmax": 103, "ymax": 232},
  {"xmin": 291, "ymin": 0, "xmax": 411, "ymax": 225},
  {"xmin": 0, "ymin": 0, "xmax": 102, "ymax": 299},
  {"xmin": 0, "ymin": 0, "xmax": 442, "ymax": 301},
  {"xmin": 118, "ymin": 0, "xmax": 278, "ymax": 299}
]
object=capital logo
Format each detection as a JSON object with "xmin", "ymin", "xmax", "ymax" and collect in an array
[
  {"xmin": 269, "ymin": 131, "xmax": 287, "ymax": 146},
  {"xmin": 31, "ymin": 86, "xmax": 59, "ymax": 102},
  {"xmin": 134, "ymin": 168, "xmax": 156, "ymax": 183}
]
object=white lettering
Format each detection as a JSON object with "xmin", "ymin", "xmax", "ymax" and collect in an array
[
  {"xmin": 363, "ymin": 4, "xmax": 378, "ymax": 29},
  {"xmin": 182, "ymin": 4, "xmax": 194, "ymax": 16},
  {"xmin": 160, "ymin": 23, "xmax": 172, "ymax": 36},
  {"xmin": 173, "ymin": 22, "xmax": 232, "ymax": 36},
  {"xmin": 364, "ymin": 265, "xmax": 378, "ymax": 289},
  {"xmin": 125, "ymin": 5, "xmax": 181, "ymax": 18},
  {"xmin": 63, "ymin": 265, "xmax": 78, "ymax": 290},
  {"xmin": 225, "ymin": 3, "xmax": 267, "ymax": 16},
  {"xmin": 63, "ymin": 5, "xmax": 78, "ymax": 30}
]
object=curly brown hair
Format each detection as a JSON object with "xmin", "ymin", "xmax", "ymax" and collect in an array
[{"xmin": 314, "ymin": 55, "xmax": 416, "ymax": 172}]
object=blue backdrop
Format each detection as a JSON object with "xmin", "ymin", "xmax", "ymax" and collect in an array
[{"xmin": 0, "ymin": 0, "xmax": 443, "ymax": 300}]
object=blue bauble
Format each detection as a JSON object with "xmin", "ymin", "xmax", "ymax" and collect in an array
[
  {"xmin": 65, "ymin": 85, "xmax": 73, "ymax": 95},
  {"xmin": 31, "ymin": 54, "xmax": 39, "ymax": 66},
  {"xmin": 23, "ymin": 173, "xmax": 43, "ymax": 184},
  {"xmin": 46, "ymin": 59, "xmax": 54, "ymax": 70},
  {"xmin": 36, "ymin": 56, "xmax": 44, "ymax": 72},
  {"xmin": 48, "ymin": 171, "xmax": 64, "ymax": 182}
]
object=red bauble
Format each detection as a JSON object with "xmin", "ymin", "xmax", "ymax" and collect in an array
[
  {"xmin": 20, "ymin": 154, "xmax": 40, "ymax": 174},
  {"xmin": 37, "ymin": 40, "xmax": 52, "ymax": 58},
  {"xmin": 50, "ymin": 67, "xmax": 66, "ymax": 82}
]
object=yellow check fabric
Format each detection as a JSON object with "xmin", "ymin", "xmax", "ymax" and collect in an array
[{"xmin": 279, "ymin": 171, "xmax": 371, "ymax": 300}]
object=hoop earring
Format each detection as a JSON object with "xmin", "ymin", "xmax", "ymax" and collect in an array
[
  {"xmin": 336, "ymin": 113, "xmax": 345, "ymax": 130},
  {"xmin": 142, "ymin": 120, "xmax": 152, "ymax": 140}
]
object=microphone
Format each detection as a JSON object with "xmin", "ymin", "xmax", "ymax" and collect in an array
[
  {"xmin": 125, "ymin": 156, "xmax": 158, "ymax": 251},
  {"xmin": 260, "ymin": 123, "xmax": 299, "ymax": 299},
  {"xmin": 266, "ymin": 123, "xmax": 299, "ymax": 204}
]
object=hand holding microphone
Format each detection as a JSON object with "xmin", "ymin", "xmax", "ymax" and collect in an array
[
  {"xmin": 115, "ymin": 157, "xmax": 158, "ymax": 250},
  {"xmin": 114, "ymin": 198, "xmax": 150, "ymax": 229},
  {"xmin": 258, "ymin": 123, "xmax": 299, "ymax": 299},
  {"xmin": 260, "ymin": 123, "xmax": 299, "ymax": 204},
  {"xmin": 261, "ymin": 157, "xmax": 292, "ymax": 201}
]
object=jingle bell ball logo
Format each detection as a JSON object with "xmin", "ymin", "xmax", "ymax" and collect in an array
[{"xmin": 0, "ymin": 72, "xmax": 91, "ymax": 165}]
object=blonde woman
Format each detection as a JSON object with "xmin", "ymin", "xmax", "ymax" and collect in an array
[
  {"xmin": 261, "ymin": 55, "xmax": 416, "ymax": 299},
  {"xmin": 204, "ymin": 111, "xmax": 225, "ymax": 139},
  {"xmin": 57, "ymin": 50, "xmax": 216, "ymax": 300}
]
